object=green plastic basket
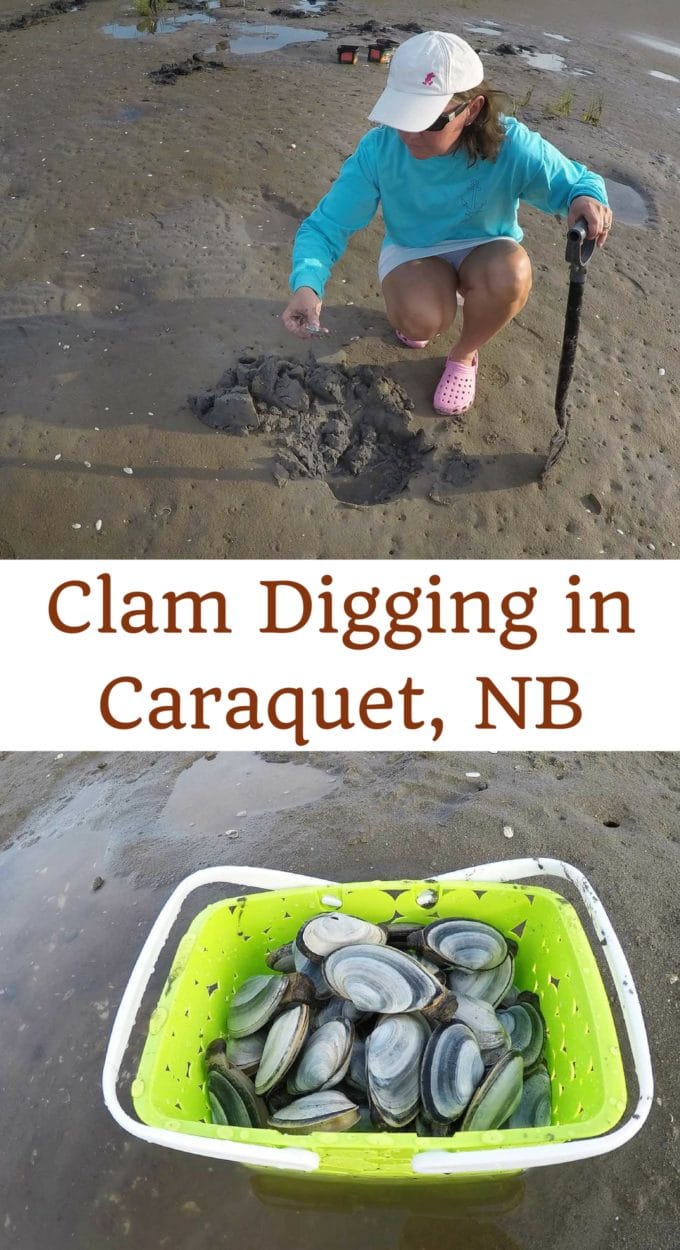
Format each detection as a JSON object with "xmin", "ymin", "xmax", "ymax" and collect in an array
[{"xmin": 103, "ymin": 860, "xmax": 653, "ymax": 1181}]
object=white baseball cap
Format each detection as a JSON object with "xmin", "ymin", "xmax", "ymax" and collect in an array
[{"xmin": 368, "ymin": 31, "xmax": 484, "ymax": 131}]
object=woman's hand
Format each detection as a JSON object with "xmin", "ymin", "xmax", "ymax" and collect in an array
[
  {"xmin": 281, "ymin": 286, "xmax": 328, "ymax": 338},
  {"xmin": 568, "ymin": 196, "xmax": 613, "ymax": 248}
]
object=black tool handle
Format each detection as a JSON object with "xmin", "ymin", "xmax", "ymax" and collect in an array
[{"xmin": 565, "ymin": 216, "xmax": 597, "ymax": 268}]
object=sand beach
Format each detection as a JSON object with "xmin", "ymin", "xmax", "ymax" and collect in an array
[{"xmin": 1, "ymin": 0, "xmax": 679, "ymax": 557}]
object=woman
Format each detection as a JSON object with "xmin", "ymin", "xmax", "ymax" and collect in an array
[{"xmin": 281, "ymin": 30, "xmax": 612, "ymax": 416}]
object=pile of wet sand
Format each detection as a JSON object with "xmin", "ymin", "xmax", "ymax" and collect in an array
[{"xmin": 189, "ymin": 352, "xmax": 433, "ymax": 503}]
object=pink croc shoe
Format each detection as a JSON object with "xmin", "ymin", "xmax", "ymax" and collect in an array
[
  {"xmin": 433, "ymin": 352, "xmax": 479, "ymax": 415},
  {"xmin": 396, "ymin": 329, "xmax": 430, "ymax": 349}
]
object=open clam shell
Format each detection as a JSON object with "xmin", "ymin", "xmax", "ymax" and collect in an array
[
  {"xmin": 323, "ymin": 944, "xmax": 449, "ymax": 1015},
  {"xmin": 296, "ymin": 912, "xmax": 387, "ymax": 963},
  {"xmin": 255, "ymin": 1003, "xmax": 310, "ymax": 1094},
  {"xmin": 447, "ymin": 954, "xmax": 514, "ymax": 1007},
  {"xmin": 287, "ymin": 1019, "xmax": 354, "ymax": 1096},
  {"xmin": 366, "ymin": 1012, "xmax": 430, "ymax": 1128},
  {"xmin": 497, "ymin": 1003, "xmax": 545, "ymax": 1070},
  {"xmin": 460, "ymin": 1051, "xmax": 524, "ymax": 1131},
  {"xmin": 268, "ymin": 1090, "xmax": 360, "ymax": 1134},
  {"xmin": 207, "ymin": 1067, "xmax": 269, "ymax": 1128},
  {"xmin": 420, "ymin": 1022, "xmax": 485, "ymax": 1125},
  {"xmin": 453, "ymin": 994, "xmax": 511, "ymax": 1066},
  {"xmin": 411, "ymin": 919, "xmax": 511, "ymax": 971},
  {"xmin": 506, "ymin": 1064, "xmax": 552, "ymax": 1129}
]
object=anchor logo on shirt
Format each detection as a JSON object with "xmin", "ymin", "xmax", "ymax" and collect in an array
[{"xmin": 460, "ymin": 177, "xmax": 483, "ymax": 216}]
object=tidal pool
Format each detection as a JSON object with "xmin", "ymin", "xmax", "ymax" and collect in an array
[
  {"xmin": 102, "ymin": 11, "xmax": 215, "ymax": 37},
  {"xmin": 228, "ymin": 21, "xmax": 328, "ymax": 53},
  {"xmin": 603, "ymin": 177, "xmax": 652, "ymax": 227},
  {"xmin": 521, "ymin": 49, "xmax": 567, "ymax": 71}
]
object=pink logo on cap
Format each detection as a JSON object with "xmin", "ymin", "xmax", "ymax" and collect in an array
[{"xmin": 422, "ymin": 71, "xmax": 436, "ymax": 85}]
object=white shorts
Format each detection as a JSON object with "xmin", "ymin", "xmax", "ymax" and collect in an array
[{"xmin": 378, "ymin": 235, "xmax": 517, "ymax": 287}]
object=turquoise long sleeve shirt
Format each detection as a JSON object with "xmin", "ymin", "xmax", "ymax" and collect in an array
[{"xmin": 290, "ymin": 116, "xmax": 608, "ymax": 296}]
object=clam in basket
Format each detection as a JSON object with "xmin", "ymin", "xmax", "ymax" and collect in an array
[{"xmin": 102, "ymin": 858, "xmax": 653, "ymax": 1181}]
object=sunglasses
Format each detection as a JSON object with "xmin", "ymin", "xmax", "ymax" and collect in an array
[{"xmin": 425, "ymin": 100, "xmax": 469, "ymax": 132}]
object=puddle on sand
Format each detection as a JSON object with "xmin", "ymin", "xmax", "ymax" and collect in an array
[
  {"xmin": 521, "ymin": 49, "xmax": 567, "ymax": 71},
  {"xmin": 157, "ymin": 753, "xmax": 339, "ymax": 836},
  {"xmin": 628, "ymin": 32, "xmax": 680, "ymax": 57},
  {"xmin": 102, "ymin": 11, "xmax": 215, "ymax": 37},
  {"xmin": 648, "ymin": 69, "xmax": 680, "ymax": 81},
  {"xmin": 465, "ymin": 22, "xmax": 503, "ymax": 35},
  {"xmin": 604, "ymin": 178, "xmax": 651, "ymax": 227},
  {"xmin": 292, "ymin": 0, "xmax": 328, "ymax": 10},
  {"xmin": 543, "ymin": 32, "xmax": 570, "ymax": 42},
  {"xmin": 229, "ymin": 21, "xmax": 327, "ymax": 53}
]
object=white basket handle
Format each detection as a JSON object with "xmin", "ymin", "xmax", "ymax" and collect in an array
[
  {"xmin": 411, "ymin": 856, "xmax": 654, "ymax": 1175},
  {"xmin": 102, "ymin": 866, "xmax": 336, "ymax": 1173}
]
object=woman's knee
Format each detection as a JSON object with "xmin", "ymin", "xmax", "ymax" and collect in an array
[
  {"xmin": 383, "ymin": 259, "xmax": 458, "ymax": 337},
  {"xmin": 389, "ymin": 299, "xmax": 455, "ymax": 340},
  {"xmin": 486, "ymin": 248, "xmax": 532, "ymax": 305}
]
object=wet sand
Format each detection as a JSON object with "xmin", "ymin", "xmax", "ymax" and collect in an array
[
  {"xmin": 1, "ymin": 0, "xmax": 679, "ymax": 557},
  {"xmin": 0, "ymin": 750, "xmax": 678, "ymax": 1247}
]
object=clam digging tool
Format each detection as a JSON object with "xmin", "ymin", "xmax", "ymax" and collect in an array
[{"xmin": 540, "ymin": 216, "xmax": 597, "ymax": 482}]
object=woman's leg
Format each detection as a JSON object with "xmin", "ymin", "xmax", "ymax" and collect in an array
[
  {"xmin": 448, "ymin": 240, "xmax": 532, "ymax": 364},
  {"xmin": 381, "ymin": 255, "xmax": 459, "ymax": 343}
]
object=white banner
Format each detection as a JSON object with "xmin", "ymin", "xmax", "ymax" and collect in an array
[{"xmin": 0, "ymin": 560, "xmax": 677, "ymax": 749}]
